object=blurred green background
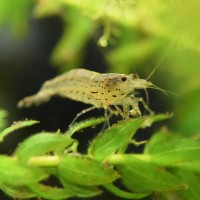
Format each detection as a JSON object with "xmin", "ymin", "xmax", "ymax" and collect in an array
[{"xmin": 0, "ymin": 0, "xmax": 200, "ymax": 199}]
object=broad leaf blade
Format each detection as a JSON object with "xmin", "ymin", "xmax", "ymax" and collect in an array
[
  {"xmin": 60, "ymin": 178, "xmax": 102, "ymax": 198},
  {"xmin": 104, "ymin": 183, "xmax": 150, "ymax": 199},
  {"xmin": 89, "ymin": 114, "xmax": 170, "ymax": 161},
  {"xmin": 117, "ymin": 155, "xmax": 186, "ymax": 193},
  {"xmin": 176, "ymin": 169, "xmax": 200, "ymax": 200},
  {"xmin": 0, "ymin": 183, "xmax": 36, "ymax": 199},
  {"xmin": 0, "ymin": 155, "xmax": 46, "ymax": 186},
  {"xmin": 28, "ymin": 183, "xmax": 74, "ymax": 200},
  {"xmin": 15, "ymin": 133, "xmax": 74, "ymax": 161},
  {"xmin": 88, "ymin": 117, "xmax": 145, "ymax": 161},
  {"xmin": 145, "ymin": 131, "xmax": 200, "ymax": 172},
  {"xmin": 59, "ymin": 155, "xmax": 119, "ymax": 186}
]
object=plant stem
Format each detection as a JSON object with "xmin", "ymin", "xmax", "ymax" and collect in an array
[
  {"xmin": 107, "ymin": 154, "xmax": 125, "ymax": 165},
  {"xmin": 107, "ymin": 154, "xmax": 151, "ymax": 165},
  {"xmin": 28, "ymin": 155, "xmax": 61, "ymax": 167}
]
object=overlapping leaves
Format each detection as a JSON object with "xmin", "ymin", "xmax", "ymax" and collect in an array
[{"xmin": 0, "ymin": 113, "xmax": 199, "ymax": 199}]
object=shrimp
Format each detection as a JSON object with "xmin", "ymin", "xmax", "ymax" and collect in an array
[{"xmin": 17, "ymin": 68, "xmax": 155, "ymax": 125}]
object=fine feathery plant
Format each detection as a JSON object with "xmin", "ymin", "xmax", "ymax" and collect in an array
[{"xmin": 1, "ymin": 108, "xmax": 200, "ymax": 199}]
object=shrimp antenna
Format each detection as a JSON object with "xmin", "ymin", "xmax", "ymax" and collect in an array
[
  {"xmin": 149, "ymin": 84, "xmax": 168, "ymax": 96},
  {"xmin": 149, "ymin": 84, "xmax": 187, "ymax": 100},
  {"xmin": 146, "ymin": 45, "xmax": 172, "ymax": 81}
]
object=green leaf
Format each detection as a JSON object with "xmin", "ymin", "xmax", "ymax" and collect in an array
[
  {"xmin": 144, "ymin": 131, "xmax": 200, "ymax": 172},
  {"xmin": 176, "ymin": 169, "xmax": 200, "ymax": 200},
  {"xmin": 141, "ymin": 113, "xmax": 173, "ymax": 128},
  {"xmin": 60, "ymin": 0, "xmax": 200, "ymax": 53},
  {"xmin": 88, "ymin": 117, "xmax": 145, "ymax": 161},
  {"xmin": 88, "ymin": 114, "xmax": 169, "ymax": 161},
  {"xmin": 51, "ymin": 7, "xmax": 94, "ymax": 68},
  {"xmin": 173, "ymin": 88, "xmax": 200, "ymax": 135},
  {"xmin": 107, "ymin": 37, "xmax": 161, "ymax": 73},
  {"xmin": 60, "ymin": 0, "xmax": 130, "ymax": 25},
  {"xmin": 104, "ymin": 183, "xmax": 150, "ymax": 199},
  {"xmin": 67, "ymin": 117, "xmax": 105, "ymax": 136},
  {"xmin": 59, "ymin": 155, "xmax": 119, "ymax": 186},
  {"xmin": 0, "ymin": 0, "xmax": 34, "ymax": 35},
  {"xmin": 0, "ymin": 155, "xmax": 47, "ymax": 186},
  {"xmin": 34, "ymin": 0, "xmax": 63, "ymax": 17},
  {"xmin": 136, "ymin": 0, "xmax": 200, "ymax": 52},
  {"xmin": 0, "ymin": 183, "xmax": 36, "ymax": 199},
  {"xmin": 15, "ymin": 133, "xmax": 74, "ymax": 161},
  {"xmin": 115, "ymin": 155, "xmax": 186, "ymax": 193},
  {"xmin": 0, "ymin": 109, "xmax": 8, "ymax": 131},
  {"xmin": 60, "ymin": 177, "xmax": 102, "ymax": 198},
  {"xmin": 0, "ymin": 120, "xmax": 39, "ymax": 143},
  {"xmin": 28, "ymin": 183, "xmax": 74, "ymax": 200}
]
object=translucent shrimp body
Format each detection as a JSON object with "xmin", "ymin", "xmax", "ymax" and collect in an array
[{"xmin": 18, "ymin": 69, "xmax": 153, "ymax": 119}]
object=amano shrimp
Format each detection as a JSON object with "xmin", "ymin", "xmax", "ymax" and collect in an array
[{"xmin": 18, "ymin": 68, "xmax": 158, "ymax": 125}]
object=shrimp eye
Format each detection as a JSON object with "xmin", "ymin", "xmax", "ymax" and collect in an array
[
  {"xmin": 131, "ymin": 73, "xmax": 138, "ymax": 79},
  {"xmin": 121, "ymin": 77, "xmax": 127, "ymax": 82}
]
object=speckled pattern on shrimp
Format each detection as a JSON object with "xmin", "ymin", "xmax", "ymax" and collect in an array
[{"xmin": 18, "ymin": 68, "xmax": 154, "ymax": 118}]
